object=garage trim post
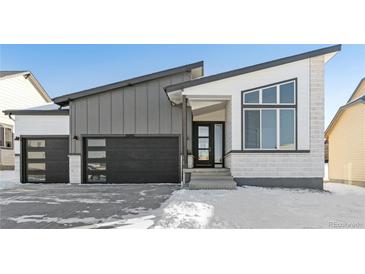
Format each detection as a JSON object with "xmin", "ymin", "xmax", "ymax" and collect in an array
[{"xmin": 182, "ymin": 95, "xmax": 188, "ymax": 168}]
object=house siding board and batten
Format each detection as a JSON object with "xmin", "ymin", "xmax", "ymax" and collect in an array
[{"xmin": 69, "ymin": 71, "xmax": 193, "ymax": 154}]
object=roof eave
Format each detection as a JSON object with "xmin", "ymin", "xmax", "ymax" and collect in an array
[
  {"xmin": 53, "ymin": 61, "xmax": 204, "ymax": 106},
  {"xmin": 165, "ymin": 44, "xmax": 342, "ymax": 93},
  {"xmin": 325, "ymin": 97, "xmax": 365, "ymax": 138},
  {"xmin": 3, "ymin": 109, "xmax": 69, "ymax": 116}
]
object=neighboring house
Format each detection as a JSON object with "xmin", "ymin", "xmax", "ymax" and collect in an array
[
  {"xmin": 4, "ymin": 45, "xmax": 341, "ymax": 189},
  {"xmin": 325, "ymin": 78, "xmax": 365, "ymax": 184},
  {"xmin": 0, "ymin": 71, "xmax": 51, "ymax": 170}
]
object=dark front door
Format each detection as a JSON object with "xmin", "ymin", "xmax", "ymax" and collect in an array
[
  {"xmin": 22, "ymin": 137, "xmax": 69, "ymax": 183},
  {"xmin": 84, "ymin": 136, "xmax": 180, "ymax": 184},
  {"xmin": 193, "ymin": 122, "xmax": 224, "ymax": 168}
]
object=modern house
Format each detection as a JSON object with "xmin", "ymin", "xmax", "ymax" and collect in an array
[
  {"xmin": 325, "ymin": 78, "xmax": 365, "ymax": 185},
  {"xmin": 0, "ymin": 71, "xmax": 52, "ymax": 170},
  {"xmin": 4, "ymin": 45, "xmax": 341, "ymax": 189}
]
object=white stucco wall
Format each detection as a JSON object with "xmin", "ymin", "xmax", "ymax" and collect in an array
[
  {"xmin": 229, "ymin": 56, "xmax": 324, "ymax": 179},
  {"xmin": 183, "ymin": 59, "xmax": 311, "ymax": 151},
  {"xmin": 14, "ymin": 115, "xmax": 69, "ymax": 154},
  {"xmin": 183, "ymin": 57, "xmax": 325, "ymax": 179}
]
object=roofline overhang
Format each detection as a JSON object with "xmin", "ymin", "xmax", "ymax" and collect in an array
[
  {"xmin": 3, "ymin": 109, "xmax": 69, "ymax": 116},
  {"xmin": 347, "ymin": 78, "xmax": 365, "ymax": 103},
  {"xmin": 53, "ymin": 61, "xmax": 204, "ymax": 106},
  {"xmin": 0, "ymin": 71, "xmax": 52, "ymax": 103},
  {"xmin": 165, "ymin": 44, "xmax": 342, "ymax": 93},
  {"xmin": 325, "ymin": 96, "xmax": 365, "ymax": 138}
]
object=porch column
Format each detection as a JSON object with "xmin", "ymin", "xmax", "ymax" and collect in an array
[{"xmin": 182, "ymin": 95, "xmax": 188, "ymax": 168}]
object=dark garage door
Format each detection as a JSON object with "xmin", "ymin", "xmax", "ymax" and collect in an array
[
  {"xmin": 22, "ymin": 137, "xmax": 69, "ymax": 183},
  {"xmin": 84, "ymin": 136, "xmax": 180, "ymax": 184}
]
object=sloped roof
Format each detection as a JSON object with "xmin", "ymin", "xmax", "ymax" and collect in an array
[
  {"xmin": 325, "ymin": 94, "xmax": 365, "ymax": 138},
  {"xmin": 53, "ymin": 61, "xmax": 204, "ymax": 106},
  {"xmin": 0, "ymin": 70, "xmax": 52, "ymax": 102},
  {"xmin": 347, "ymin": 78, "xmax": 365, "ymax": 103},
  {"xmin": 165, "ymin": 44, "xmax": 341, "ymax": 93}
]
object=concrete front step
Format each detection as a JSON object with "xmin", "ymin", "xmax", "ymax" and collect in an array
[
  {"xmin": 184, "ymin": 168, "xmax": 230, "ymax": 174},
  {"xmin": 190, "ymin": 175, "xmax": 233, "ymax": 180},
  {"xmin": 183, "ymin": 168, "xmax": 236, "ymax": 190},
  {"xmin": 189, "ymin": 178, "xmax": 237, "ymax": 190}
]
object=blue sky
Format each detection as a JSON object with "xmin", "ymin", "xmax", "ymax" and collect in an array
[{"xmin": 0, "ymin": 44, "xmax": 364, "ymax": 126}]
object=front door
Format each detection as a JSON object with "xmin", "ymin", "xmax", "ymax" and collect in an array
[{"xmin": 193, "ymin": 122, "xmax": 224, "ymax": 168}]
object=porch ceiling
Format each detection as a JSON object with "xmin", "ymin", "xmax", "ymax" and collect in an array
[{"xmin": 189, "ymin": 99, "xmax": 227, "ymax": 116}]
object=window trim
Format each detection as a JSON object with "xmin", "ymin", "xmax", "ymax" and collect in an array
[
  {"xmin": 241, "ymin": 78, "xmax": 298, "ymax": 151},
  {"xmin": 243, "ymin": 108, "xmax": 296, "ymax": 151},
  {"xmin": 243, "ymin": 79, "xmax": 297, "ymax": 106},
  {"xmin": 0, "ymin": 125, "xmax": 13, "ymax": 149}
]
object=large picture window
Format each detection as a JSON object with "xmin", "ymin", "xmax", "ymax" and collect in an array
[{"xmin": 242, "ymin": 79, "xmax": 296, "ymax": 150}]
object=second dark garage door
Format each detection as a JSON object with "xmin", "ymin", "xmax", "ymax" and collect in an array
[{"xmin": 84, "ymin": 136, "xmax": 180, "ymax": 184}]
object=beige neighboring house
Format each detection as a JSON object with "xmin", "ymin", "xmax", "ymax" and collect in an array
[
  {"xmin": 0, "ymin": 71, "xmax": 51, "ymax": 170},
  {"xmin": 325, "ymin": 78, "xmax": 365, "ymax": 184}
]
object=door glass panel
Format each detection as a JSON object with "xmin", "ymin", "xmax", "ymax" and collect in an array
[
  {"xmin": 28, "ymin": 151, "xmax": 45, "ymax": 159},
  {"xmin": 88, "ymin": 139, "xmax": 106, "ymax": 147},
  {"xmin": 198, "ymin": 126, "xmax": 209, "ymax": 137},
  {"xmin": 87, "ymin": 163, "xmax": 106, "ymax": 171},
  {"xmin": 245, "ymin": 110, "xmax": 260, "ymax": 148},
  {"xmin": 27, "ymin": 140, "xmax": 45, "ymax": 147},
  {"xmin": 88, "ymin": 151, "xmax": 106, "ymax": 159},
  {"xmin": 198, "ymin": 150, "xmax": 209, "ymax": 161},
  {"xmin": 198, "ymin": 138, "xmax": 209, "ymax": 149},
  {"xmin": 28, "ymin": 163, "xmax": 46, "ymax": 171},
  {"xmin": 262, "ymin": 110, "xmax": 277, "ymax": 149},
  {"xmin": 280, "ymin": 109, "xmax": 295, "ymax": 149},
  {"xmin": 27, "ymin": 174, "xmax": 46, "ymax": 182},
  {"xmin": 87, "ymin": 174, "xmax": 106, "ymax": 183},
  {"xmin": 214, "ymin": 124, "xmax": 223, "ymax": 163}
]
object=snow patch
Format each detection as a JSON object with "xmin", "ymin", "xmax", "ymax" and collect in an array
[
  {"xmin": 154, "ymin": 201, "xmax": 214, "ymax": 229},
  {"xmin": 81, "ymin": 215, "xmax": 156, "ymax": 229}
]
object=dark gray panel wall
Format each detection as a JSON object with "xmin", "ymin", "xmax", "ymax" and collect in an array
[{"xmin": 70, "ymin": 71, "xmax": 192, "ymax": 154}]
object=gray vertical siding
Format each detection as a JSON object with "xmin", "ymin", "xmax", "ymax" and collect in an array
[{"xmin": 70, "ymin": 71, "xmax": 192, "ymax": 154}]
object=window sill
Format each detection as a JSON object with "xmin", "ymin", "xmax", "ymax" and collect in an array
[{"xmin": 225, "ymin": 149, "xmax": 310, "ymax": 155}]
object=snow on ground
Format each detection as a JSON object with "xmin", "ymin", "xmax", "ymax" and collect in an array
[
  {"xmin": 0, "ymin": 170, "xmax": 20, "ymax": 190},
  {"xmin": 143, "ymin": 183, "xmax": 365, "ymax": 229}
]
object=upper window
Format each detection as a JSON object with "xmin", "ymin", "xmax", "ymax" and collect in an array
[
  {"xmin": 0, "ymin": 126, "xmax": 13, "ymax": 148},
  {"xmin": 244, "ymin": 80, "xmax": 296, "ymax": 105},
  {"xmin": 242, "ymin": 80, "xmax": 297, "ymax": 151}
]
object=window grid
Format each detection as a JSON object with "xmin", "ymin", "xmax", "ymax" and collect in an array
[
  {"xmin": 243, "ymin": 80, "xmax": 296, "ymax": 105},
  {"xmin": 242, "ymin": 79, "xmax": 297, "ymax": 151},
  {"xmin": 243, "ymin": 108, "xmax": 296, "ymax": 150}
]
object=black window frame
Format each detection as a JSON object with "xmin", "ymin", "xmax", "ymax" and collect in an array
[{"xmin": 241, "ymin": 78, "xmax": 298, "ymax": 152}]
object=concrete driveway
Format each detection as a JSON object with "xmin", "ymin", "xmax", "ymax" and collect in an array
[{"xmin": 0, "ymin": 184, "xmax": 177, "ymax": 229}]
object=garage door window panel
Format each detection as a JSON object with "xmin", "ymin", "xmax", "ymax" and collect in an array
[{"xmin": 27, "ymin": 174, "xmax": 46, "ymax": 182}]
